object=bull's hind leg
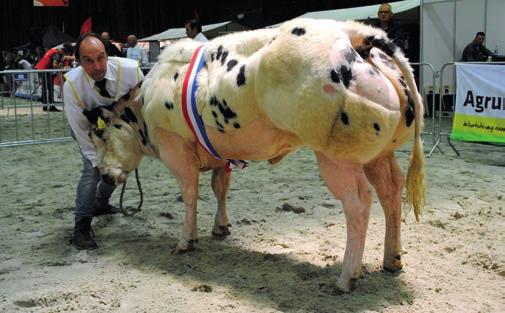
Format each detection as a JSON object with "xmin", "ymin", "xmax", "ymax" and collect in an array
[
  {"xmin": 157, "ymin": 129, "xmax": 201, "ymax": 253},
  {"xmin": 315, "ymin": 152, "xmax": 372, "ymax": 292},
  {"xmin": 211, "ymin": 167, "xmax": 232, "ymax": 238},
  {"xmin": 364, "ymin": 152, "xmax": 403, "ymax": 272}
]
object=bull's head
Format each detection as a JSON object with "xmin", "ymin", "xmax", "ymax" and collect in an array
[{"xmin": 86, "ymin": 87, "xmax": 152, "ymax": 185}]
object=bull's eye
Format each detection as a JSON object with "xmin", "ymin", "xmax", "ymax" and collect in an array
[{"xmin": 95, "ymin": 129, "xmax": 105, "ymax": 138}]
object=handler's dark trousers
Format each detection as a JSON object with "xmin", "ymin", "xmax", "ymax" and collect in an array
[{"xmin": 75, "ymin": 154, "xmax": 115, "ymax": 223}]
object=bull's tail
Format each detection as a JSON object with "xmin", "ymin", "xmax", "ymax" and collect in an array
[
  {"xmin": 391, "ymin": 50, "xmax": 425, "ymax": 222},
  {"xmin": 342, "ymin": 21, "xmax": 425, "ymax": 221}
]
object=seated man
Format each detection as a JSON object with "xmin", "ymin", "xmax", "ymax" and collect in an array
[{"xmin": 461, "ymin": 32, "xmax": 495, "ymax": 61}]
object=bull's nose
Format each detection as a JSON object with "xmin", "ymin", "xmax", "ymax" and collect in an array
[{"xmin": 101, "ymin": 174, "xmax": 116, "ymax": 186}]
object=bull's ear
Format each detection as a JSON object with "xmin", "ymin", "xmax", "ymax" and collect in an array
[{"xmin": 82, "ymin": 107, "xmax": 114, "ymax": 126}]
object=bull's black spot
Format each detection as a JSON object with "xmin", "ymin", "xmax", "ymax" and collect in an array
[
  {"xmin": 368, "ymin": 68, "xmax": 376, "ymax": 76},
  {"xmin": 291, "ymin": 27, "xmax": 306, "ymax": 36},
  {"xmin": 404, "ymin": 89, "xmax": 415, "ymax": 127},
  {"xmin": 341, "ymin": 112, "xmax": 349, "ymax": 125},
  {"xmin": 165, "ymin": 101, "xmax": 174, "ymax": 110},
  {"xmin": 220, "ymin": 51, "xmax": 228, "ymax": 66},
  {"xmin": 237, "ymin": 65, "xmax": 246, "ymax": 87},
  {"xmin": 233, "ymin": 122, "xmax": 240, "ymax": 129},
  {"xmin": 210, "ymin": 96, "xmax": 218, "ymax": 106},
  {"xmin": 216, "ymin": 46, "xmax": 223, "ymax": 60},
  {"xmin": 120, "ymin": 115, "xmax": 129, "ymax": 123},
  {"xmin": 124, "ymin": 107, "xmax": 138, "ymax": 123},
  {"xmin": 138, "ymin": 129, "xmax": 147, "ymax": 146},
  {"xmin": 227, "ymin": 59, "xmax": 238, "ymax": 72},
  {"xmin": 218, "ymin": 100, "xmax": 237, "ymax": 120},
  {"xmin": 267, "ymin": 37, "xmax": 276, "ymax": 45},
  {"xmin": 212, "ymin": 111, "xmax": 218, "ymax": 118},
  {"xmin": 216, "ymin": 120, "xmax": 225, "ymax": 132},
  {"xmin": 211, "ymin": 53, "xmax": 215, "ymax": 62},
  {"xmin": 143, "ymin": 122, "xmax": 150, "ymax": 143},
  {"xmin": 356, "ymin": 46, "xmax": 371, "ymax": 59},
  {"xmin": 373, "ymin": 122, "xmax": 381, "ymax": 134},
  {"xmin": 330, "ymin": 69, "xmax": 340, "ymax": 83},
  {"xmin": 367, "ymin": 36, "xmax": 397, "ymax": 56},
  {"xmin": 340, "ymin": 65, "xmax": 353, "ymax": 88},
  {"xmin": 113, "ymin": 124, "xmax": 122, "ymax": 129},
  {"xmin": 174, "ymin": 72, "xmax": 179, "ymax": 81},
  {"xmin": 344, "ymin": 49, "xmax": 357, "ymax": 64}
]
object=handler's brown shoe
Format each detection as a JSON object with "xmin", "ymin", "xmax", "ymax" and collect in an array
[
  {"xmin": 93, "ymin": 204, "xmax": 121, "ymax": 217},
  {"xmin": 70, "ymin": 217, "xmax": 98, "ymax": 250}
]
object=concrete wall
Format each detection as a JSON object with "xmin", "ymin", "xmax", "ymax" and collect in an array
[{"xmin": 420, "ymin": 0, "xmax": 505, "ymax": 91}]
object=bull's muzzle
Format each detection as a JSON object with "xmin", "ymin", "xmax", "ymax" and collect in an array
[
  {"xmin": 101, "ymin": 173, "xmax": 116, "ymax": 186},
  {"xmin": 101, "ymin": 167, "xmax": 128, "ymax": 185}
]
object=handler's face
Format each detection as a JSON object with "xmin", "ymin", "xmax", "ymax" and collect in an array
[
  {"xmin": 378, "ymin": 4, "xmax": 393, "ymax": 24},
  {"xmin": 79, "ymin": 37, "xmax": 108, "ymax": 82}
]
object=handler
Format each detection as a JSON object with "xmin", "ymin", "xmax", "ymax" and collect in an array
[{"xmin": 63, "ymin": 33, "xmax": 144, "ymax": 250}]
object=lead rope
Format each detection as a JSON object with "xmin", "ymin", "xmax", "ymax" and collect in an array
[{"xmin": 119, "ymin": 168, "xmax": 143, "ymax": 216}]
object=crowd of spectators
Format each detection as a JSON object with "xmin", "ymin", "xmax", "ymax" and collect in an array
[{"xmin": 0, "ymin": 32, "xmax": 150, "ymax": 106}]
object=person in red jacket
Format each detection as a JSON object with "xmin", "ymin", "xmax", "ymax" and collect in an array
[{"xmin": 35, "ymin": 43, "xmax": 73, "ymax": 111}]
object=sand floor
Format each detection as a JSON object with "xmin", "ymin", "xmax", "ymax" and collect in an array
[{"xmin": 0, "ymin": 138, "xmax": 504, "ymax": 312}]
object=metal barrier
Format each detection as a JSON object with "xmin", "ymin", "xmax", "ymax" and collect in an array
[
  {"xmin": 0, "ymin": 68, "xmax": 71, "ymax": 147},
  {"xmin": 0, "ymin": 65, "xmax": 155, "ymax": 147},
  {"xmin": 411, "ymin": 62, "xmax": 440, "ymax": 156}
]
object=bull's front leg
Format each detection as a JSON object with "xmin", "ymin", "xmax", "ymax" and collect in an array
[
  {"xmin": 315, "ymin": 152, "xmax": 372, "ymax": 292},
  {"xmin": 156, "ymin": 129, "xmax": 201, "ymax": 253},
  {"xmin": 364, "ymin": 152, "xmax": 403, "ymax": 272},
  {"xmin": 211, "ymin": 166, "xmax": 232, "ymax": 238}
]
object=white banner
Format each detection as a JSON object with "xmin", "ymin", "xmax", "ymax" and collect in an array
[
  {"xmin": 452, "ymin": 63, "xmax": 505, "ymax": 143},
  {"xmin": 455, "ymin": 63, "xmax": 505, "ymax": 119}
]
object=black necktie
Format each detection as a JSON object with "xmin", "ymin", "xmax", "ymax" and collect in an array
[{"xmin": 95, "ymin": 79, "xmax": 111, "ymax": 98}]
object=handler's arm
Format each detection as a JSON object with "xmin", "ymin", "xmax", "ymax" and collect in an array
[{"xmin": 63, "ymin": 82, "xmax": 98, "ymax": 167}]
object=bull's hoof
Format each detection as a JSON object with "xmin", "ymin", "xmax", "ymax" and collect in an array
[
  {"xmin": 320, "ymin": 278, "xmax": 357, "ymax": 295},
  {"xmin": 335, "ymin": 277, "xmax": 357, "ymax": 293},
  {"xmin": 174, "ymin": 239, "xmax": 197, "ymax": 254},
  {"xmin": 383, "ymin": 255, "xmax": 403, "ymax": 273},
  {"xmin": 211, "ymin": 224, "xmax": 231, "ymax": 239}
]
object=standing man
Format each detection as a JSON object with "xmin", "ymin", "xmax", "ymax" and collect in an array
[
  {"xmin": 125, "ymin": 34, "xmax": 148, "ymax": 65},
  {"xmin": 101, "ymin": 32, "xmax": 123, "ymax": 57},
  {"xmin": 185, "ymin": 19, "xmax": 208, "ymax": 42},
  {"xmin": 373, "ymin": 3, "xmax": 407, "ymax": 51},
  {"xmin": 63, "ymin": 33, "xmax": 144, "ymax": 250},
  {"xmin": 461, "ymin": 32, "xmax": 495, "ymax": 62},
  {"xmin": 35, "ymin": 43, "xmax": 73, "ymax": 111}
]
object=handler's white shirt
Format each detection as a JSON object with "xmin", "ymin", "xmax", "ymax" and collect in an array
[{"xmin": 63, "ymin": 57, "xmax": 144, "ymax": 167}]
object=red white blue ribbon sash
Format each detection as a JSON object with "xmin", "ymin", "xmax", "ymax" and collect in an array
[{"xmin": 181, "ymin": 45, "xmax": 247, "ymax": 170}]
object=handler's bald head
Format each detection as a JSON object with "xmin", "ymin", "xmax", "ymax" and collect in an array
[{"xmin": 75, "ymin": 32, "xmax": 108, "ymax": 81}]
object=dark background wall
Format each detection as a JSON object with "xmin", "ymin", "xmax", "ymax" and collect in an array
[{"xmin": 1, "ymin": 0, "xmax": 392, "ymax": 50}]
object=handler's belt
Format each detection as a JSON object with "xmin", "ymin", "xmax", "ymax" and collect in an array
[{"xmin": 181, "ymin": 45, "xmax": 247, "ymax": 171}]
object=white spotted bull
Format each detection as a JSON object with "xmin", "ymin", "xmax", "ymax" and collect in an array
[{"xmin": 87, "ymin": 18, "xmax": 425, "ymax": 292}]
